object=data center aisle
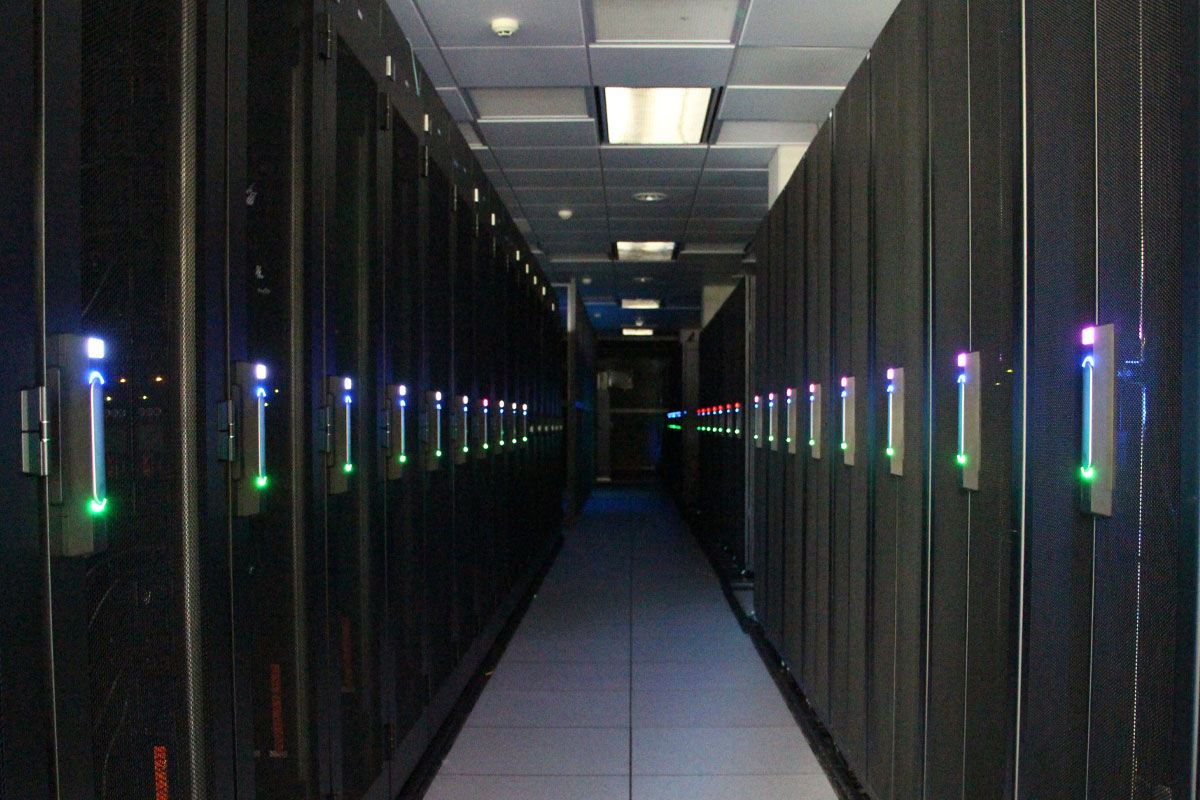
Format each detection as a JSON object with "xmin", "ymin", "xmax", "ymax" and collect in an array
[{"xmin": 425, "ymin": 488, "xmax": 836, "ymax": 800}]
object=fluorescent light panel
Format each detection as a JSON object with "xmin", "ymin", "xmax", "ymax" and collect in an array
[
  {"xmin": 605, "ymin": 88, "xmax": 711, "ymax": 144},
  {"xmin": 617, "ymin": 241, "xmax": 675, "ymax": 262},
  {"xmin": 621, "ymin": 298, "xmax": 661, "ymax": 309},
  {"xmin": 623, "ymin": 328, "xmax": 655, "ymax": 336}
]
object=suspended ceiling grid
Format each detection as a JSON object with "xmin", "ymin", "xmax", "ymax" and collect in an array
[{"xmin": 386, "ymin": 0, "xmax": 899, "ymax": 332}]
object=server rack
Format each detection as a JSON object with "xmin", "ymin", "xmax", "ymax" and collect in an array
[
  {"xmin": 720, "ymin": 0, "xmax": 1197, "ymax": 798},
  {"xmin": 2, "ymin": 0, "xmax": 570, "ymax": 797}
]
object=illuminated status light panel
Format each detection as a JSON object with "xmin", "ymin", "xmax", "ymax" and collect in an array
[
  {"xmin": 840, "ymin": 377, "xmax": 856, "ymax": 466},
  {"xmin": 808, "ymin": 383, "xmax": 822, "ymax": 460},
  {"xmin": 425, "ymin": 390, "xmax": 444, "ymax": 471},
  {"xmin": 885, "ymin": 367, "xmax": 905, "ymax": 476},
  {"xmin": 1079, "ymin": 324, "xmax": 1114, "ymax": 516},
  {"xmin": 785, "ymin": 390, "xmax": 797, "ymax": 454},
  {"xmin": 232, "ymin": 361, "xmax": 270, "ymax": 516},
  {"xmin": 767, "ymin": 393, "xmax": 779, "ymax": 451},
  {"xmin": 324, "ymin": 376, "xmax": 353, "ymax": 494},
  {"xmin": 40, "ymin": 334, "xmax": 109, "ymax": 556},
  {"xmin": 956, "ymin": 353, "xmax": 981, "ymax": 491},
  {"xmin": 666, "ymin": 409, "xmax": 684, "ymax": 432},
  {"xmin": 386, "ymin": 384, "xmax": 410, "ymax": 480},
  {"xmin": 753, "ymin": 396, "xmax": 763, "ymax": 448}
]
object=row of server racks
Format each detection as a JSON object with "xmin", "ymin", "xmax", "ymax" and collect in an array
[
  {"xmin": 0, "ymin": 1, "xmax": 570, "ymax": 798},
  {"xmin": 686, "ymin": 0, "xmax": 1200, "ymax": 798}
]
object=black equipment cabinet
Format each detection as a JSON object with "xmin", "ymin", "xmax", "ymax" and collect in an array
[
  {"xmin": 0, "ymin": 0, "xmax": 567, "ymax": 796},
  {"xmin": 828, "ymin": 60, "xmax": 874, "ymax": 780},
  {"xmin": 924, "ymin": 0, "xmax": 1022, "ymax": 796},
  {"xmin": 867, "ymin": 3, "xmax": 928, "ymax": 797},
  {"xmin": 803, "ymin": 128, "xmax": 834, "ymax": 720}
]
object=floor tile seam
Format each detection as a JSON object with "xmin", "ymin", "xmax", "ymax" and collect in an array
[
  {"xmin": 462, "ymin": 724, "xmax": 632, "ymax": 730},
  {"xmin": 438, "ymin": 771, "xmax": 633, "ymax": 777},
  {"xmin": 629, "ymin": 771, "xmax": 827, "ymax": 777}
]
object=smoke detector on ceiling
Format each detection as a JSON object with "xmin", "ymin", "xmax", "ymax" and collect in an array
[{"xmin": 491, "ymin": 17, "xmax": 519, "ymax": 37}]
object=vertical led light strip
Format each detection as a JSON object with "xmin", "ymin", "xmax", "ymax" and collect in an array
[
  {"xmin": 255, "ymin": 384, "xmax": 267, "ymax": 488},
  {"xmin": 1079, "ymin": 324, "xmax": 1114, "ymax": 516},
  {"xmin": 734, "ymin": 402, "xmax": 741, "ymax": 436},
  {"xmin": 767, "ymin": 393, "xmax": 776, "ymax": 445},
  {"xmin": 462, "ymin": 395, "xmax": 470, "ymax": 454},
  {"xmin": 398, "ymin": 385, "xmax": 408, "ymax": 464},
  {"xmin": 840, "ymin": 378, "xmax": 850, "ymax": 453},
  {"xmin": 343, "ymin": 377, "xmax": 353, "ymax": 473},
  {"xmin": 809, "ymin": 384, "xmax": 824, "ymax": 462},
  {"xmin": 886, "ymin": 369, "xmax": 896, "ymax": 457},
  {"xmin": 957, "ymin": 353, "xmax": 981, "ymax": 490},
  {"xmin": 87, "ymin": 343, "xmax": 108, "ymax": 513},
  {"xmin": 510, "ymin": 400, "xmax": 517, "ymax": 446},
  {"xmin": 482, "ymin": 398, "xmax": 490, "ymax": 450},
  {"xmin": 886, "ymin": 367, "xmax": 905, "ymax": 476},
  {"xmin": 522, "ymin": 403, "xmax": 529, "ymax": 443},
  {"xmin": 957, "ymin": 358, "xmax": 968, "ymax": 465},
  {"xmin": 754, "ymin": 395, "xmax": 762, "ymax": 446},
  {"xmin": 1081, "ymin": 330, "xmax": 1095, "ymax": 481},
  {"xmin": 434, "ymin": 391, "xmax": 443, "ymax": 458}
]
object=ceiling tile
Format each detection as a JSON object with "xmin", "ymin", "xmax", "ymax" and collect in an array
[
  {"xmin": 719, "ymin": 87, "xmax": 843, "ymax": 122},
  {"xmin": 694, "ymin": 185, "xmax": 768, "ymax": 204},
  {"xmin": 715, "ymin": 121, "xmax": 817, "ymax": 145},
  {"xmin": 470, "ymin": 88, "xmax": 591, "ymax": 119},
  {"xmin": 413, "ymin": 0, "xmax": 585, "ymax": 47},
  {"xmin": 493, "ymin": 147, "xmax": 601, "ymax": 169},
  {"xmin": 603, "ymin": 169, "xmax": 701, "ymax": 188},
  {"xmin": 592, "ymin": 0, "xmax": 739, "ymax": 42},
  {"xmin": 740, "ymin": 0, "xmax": 901, "ymax": 47},
  {"xmin": 504, "ymin": 169, "xmax": 603, "ymax": 188},
  {"xmin": 691, "ymin": 203, "xmax": 767, "ymax": 219},
  {"xmin": 600, "ymin": 146, "xmax": 707, "ymax": 169},
  {"xmin": 477, "ymin": 119, "xmax": 599, "ymax": 147},
  {"xmin": 704, "ymin": 146, "xmax": 776, "ymax": 168},
  {"xmin": 442, "ymin": 46, "xmax": 590, "ymax": 87},
  {"xmin": 524, "ymin": 203, "xmax": 608, "ymax": 219},
  {"xmin": 729, "ymin": 46, "xmax": 866, "ymax": 86},
  {"xmin": 384, "ymin": 0, "xmax": 436, "ymax": 48},
  {"xmin": 413, "ymin": 47, "xmax": 456, "ymax": 87},
  {"xmin": 589, "ymin": 45, "xmax": 734, "ymax": 88},
  {"xmin": 605, "ymin": 189, "xmax": 694, "ymax": 208},
  {"xmin": 438, "ymin": 88, "xmax": 474, "ymax": 121},
  {"xmin": 698, "ymin": 169, "xmax": 768, "ymax": 187},
  {"xmin": 516, "ymin": 186, "xmax": 607, "ymax": 205},
  {"xmin": 473, "ymin": 149, "xmax": 501, "ymax": 170}
]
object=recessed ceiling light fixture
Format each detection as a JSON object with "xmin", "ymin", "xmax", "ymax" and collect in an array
[
  {"xmin": 604, "ymin": 87, "xmax": 711, "ymax": 144},
  {"xmin": 623, "ymin": 328, "xmax": 654, "ymax": 337},
  {"xmin": 581, "ymin": 276, "xmax": 593, "ymax": 285},
  {"xmin": 617, "ymin": 241, "xmax": 675, "ymax": 262},
  {"xmin": 621, "ymin": 298, "xmax": 661, "ymax": 310},
  {"xmin": 491, "ymin": 17, "xmax": 519, "ymax": 36},
  {"xmin": 558, "ymin": 208, "xmax": 574, "ymax": 220},
  {"xmin": 632, "ymin": 191, "xmax": 668, "ymax": 203},
  {"xmin": 633, "ymin": 276, "xmax": 653, "ymax": 284}
]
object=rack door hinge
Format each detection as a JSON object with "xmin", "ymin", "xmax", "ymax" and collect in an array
[
  {"xmin": 20, "ymin": 386, "xmax": 49, "ymax": 476},
  {"xmin": 318, "ymin": 13, "xmax": 333, "ymax": 60},
  {"xmin": 217, "ymin": 399, "xmax": 235, "ymax": 463}
]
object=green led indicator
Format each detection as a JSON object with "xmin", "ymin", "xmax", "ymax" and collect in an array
[
  {"xmin": 255, "ymin": 475, "xmax": 269, "ymax": 489},
  {"xmin": 840, "ymin": 442, "xmax": 848, "ymax": 450},
  {"xmin": 735, "ymin": 429, "xmax": 741, "ymax": 435},
  {"xmin": 886, "ymin": 447, "xmax": 895, "ymax": 457},
  {"xmin": 435, "ymin": 450, "xmax": 442, "ymax": 458},
  {"xmin": 343, "ymin": 463, "xmax": 354, "ymax": 473},
  {"xmin": 463, "ymin": 446, "xmax": 469, "ymax": 453},
  {"xmin": 808, "ymin": 439, "xmax": 816, "ymax": 447},
  {"xmin": 1081, "ymin": 466, "xmax": 1095, "ymax": 480},
  {"xmin": 398, "ymin": 454, "xmax": 407, "ymax": 463},
  {"xmin": 956, "ymin": 454, "xmax": 967, "ymax": 466},
  {"xmin": 523, "ymin": 436, "xmax": 528, "ymax": 442},
  {"xmin": 768, "ymin": 435, "xmax": 775, "ymax": 442},
  {"xmin": 483, "ymin": 443, "xmax": 489, "ymax": 450},
  {"xmin": 786, "ymin": 437, "xmax": 792, "ymax": 444},
  {"xmin": 88, "ymin": 497, "xmax": 108, "ymax": 514}
]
